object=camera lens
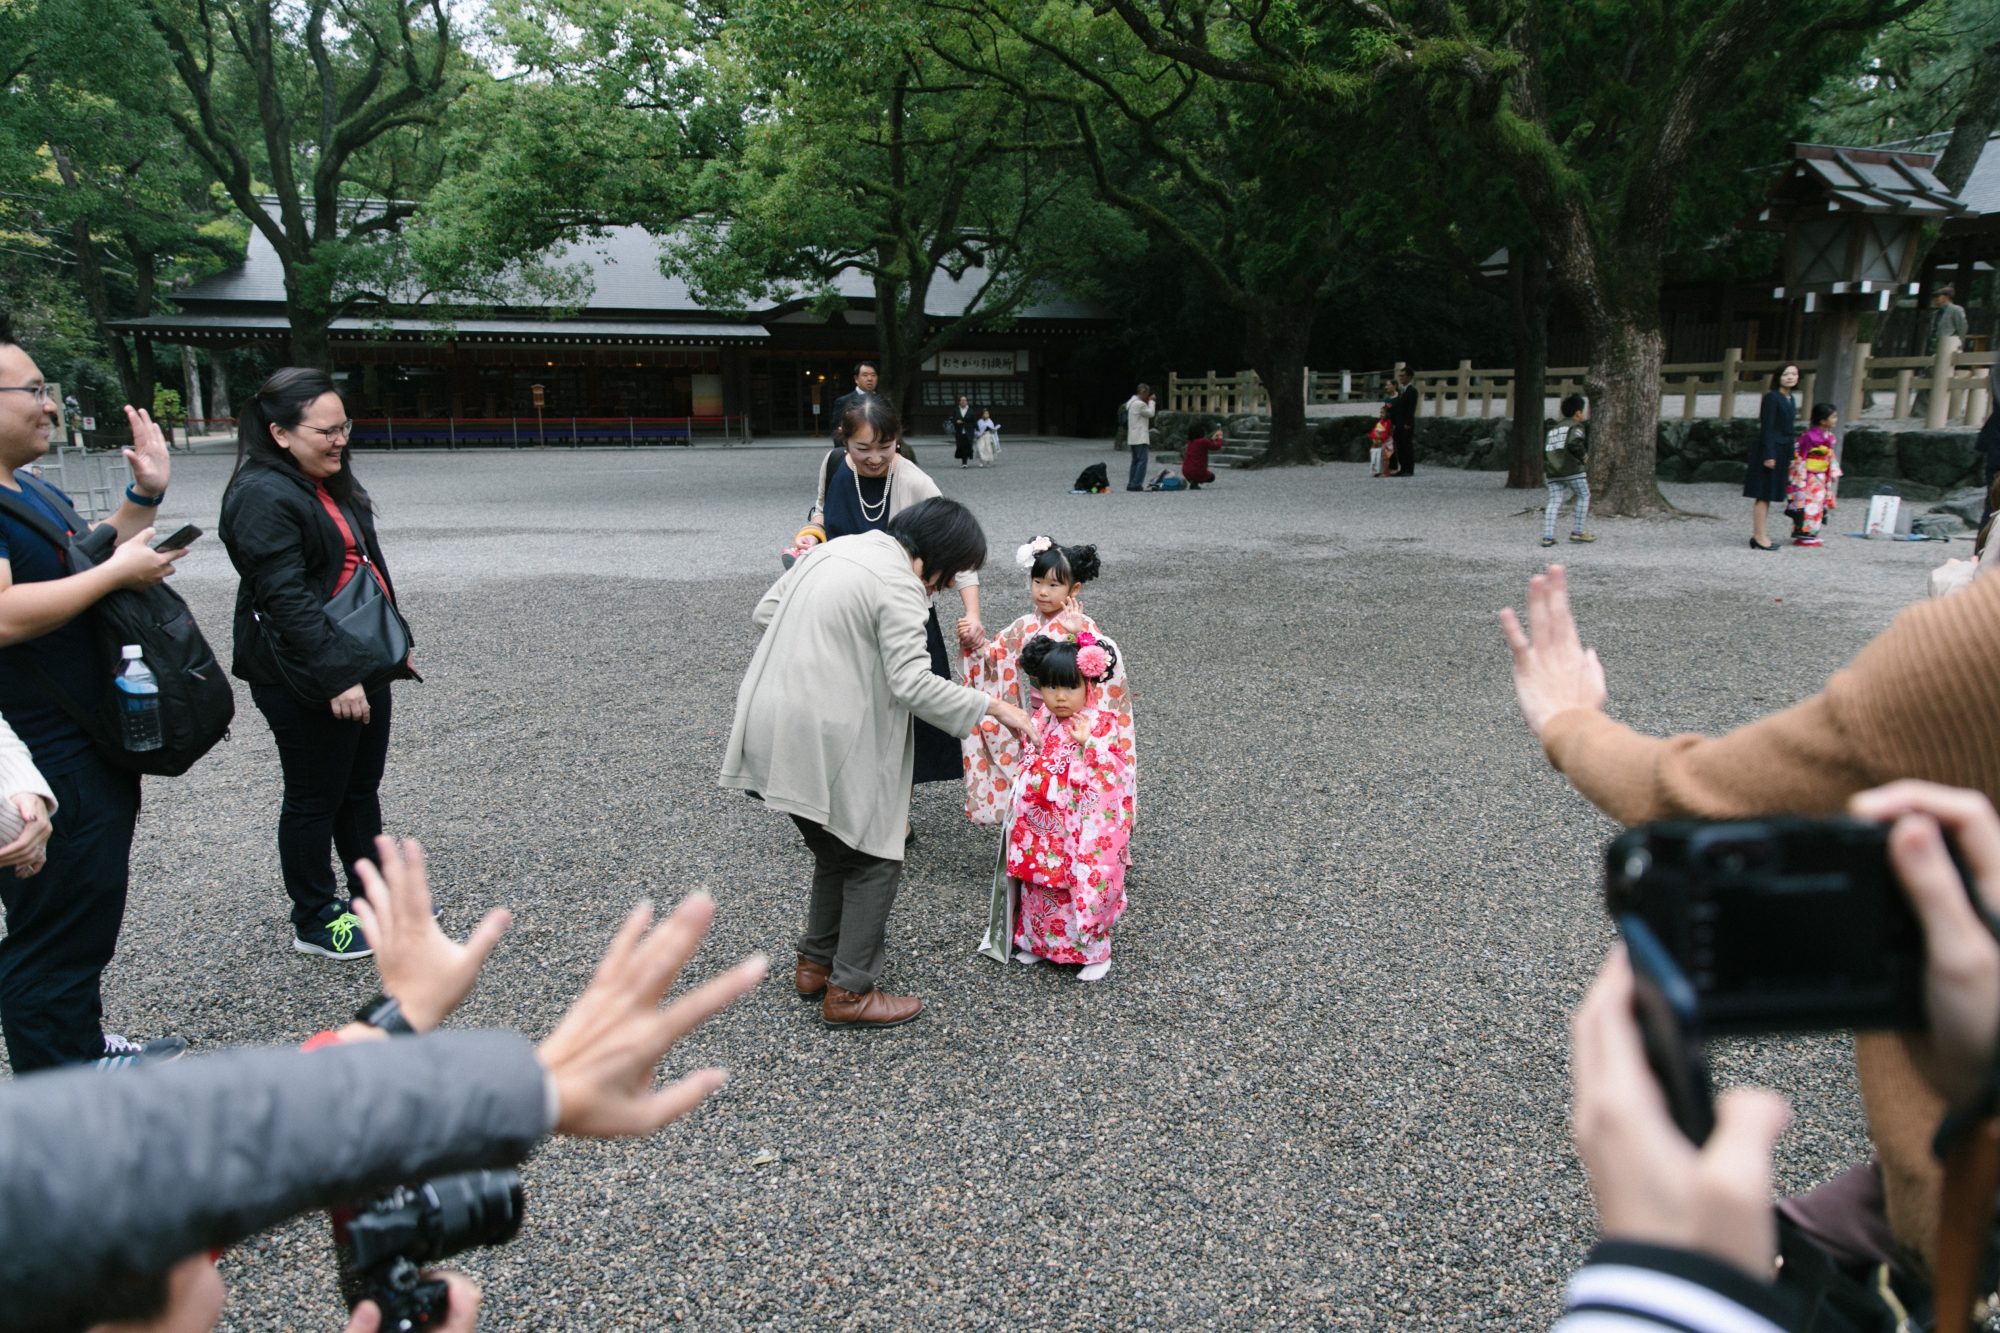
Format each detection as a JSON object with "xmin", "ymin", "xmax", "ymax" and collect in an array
[
  {"xmin": 1621, "ymin": 849, "xmax": 1651, "ymax": 882},
  {"xmin": 419, "ymin": 1170, "xmax": 525, "ymax": 1256}
]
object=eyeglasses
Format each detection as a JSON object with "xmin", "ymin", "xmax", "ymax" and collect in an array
[
  {"xmin": 0, "ymin": 385, "xmax": 57, "ymax": 405},
  {"xmin": 295, "ymin": 421, "xmax": 354, "ymax": 442}
]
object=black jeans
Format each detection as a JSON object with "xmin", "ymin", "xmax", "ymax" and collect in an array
[
  {"xmin": 251, "ymin": 683, "xmax": 392, "ymax": 932},
  {"xmin": 791, "ymin": 816, "xmax": 905, "ymax": 995},
  {"xmin": 0, "ymin": 748, "xmax": 141, "ymax": 1070}
]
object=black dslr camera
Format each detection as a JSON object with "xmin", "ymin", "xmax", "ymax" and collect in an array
[
  {"xmin": 334, "ymin": 1170, "xmax": 525, "ymax": 1331},
  {"xmin": 1603, "ymin": 818, "xmax": 1943, "ymax": 1144}
]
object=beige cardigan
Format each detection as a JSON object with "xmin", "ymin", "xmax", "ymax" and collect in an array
[{"xmin": 719, "ymin": 531, "xmax": 989, "ymax": 861}]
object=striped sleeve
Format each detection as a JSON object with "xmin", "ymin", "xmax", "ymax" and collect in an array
[{"xmin": 1554, "ymin": 1244, "xmax": 1800, "ymax": 1333}]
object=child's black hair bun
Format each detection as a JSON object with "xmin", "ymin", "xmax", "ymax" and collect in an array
[
  {"xmin": 1019, "ymin": 633, "xmax": 1060, "ymax": 679},
  {"xmin": 1064, "ymin": 543, "xmax": 1101, "ymax": 584}
]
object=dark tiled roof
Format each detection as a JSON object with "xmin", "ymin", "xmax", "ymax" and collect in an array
[
  {"xmin": 115, "ymin": 312, "xmax": 767, "ymax": 343},
  {"xmin": 174, "ymin": 211, "xmax": 1103, "ymax": 322}
]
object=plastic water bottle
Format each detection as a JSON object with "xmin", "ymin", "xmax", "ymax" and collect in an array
[{"xmin": 115, "ymin": 644, "xmax": 163, "ymax": 753}]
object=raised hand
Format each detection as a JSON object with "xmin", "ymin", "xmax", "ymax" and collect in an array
[
  {"xmin": 350, "ymin": 836, "xmax": 513, "ymax": 1033},
  {"xmin": 119, "ymin": 404, "xmax": 171, "ymax": 497},
  {"xmin": 1498, "ymin": 564, "xmax": 1608, "ymax": 739},
  {"xmin": 537, "ymin": 894, "xmax": 765, "ymax": 1139}
]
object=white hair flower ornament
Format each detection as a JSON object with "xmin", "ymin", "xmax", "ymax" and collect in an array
[{"xmin": 1014, "ymin": 535, "xmax": 1054, "ymax": 570}]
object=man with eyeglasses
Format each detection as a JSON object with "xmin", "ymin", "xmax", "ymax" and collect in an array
[{"xmin": 0, "ymin": 316, "xmax": 190, "ymax": 1071}]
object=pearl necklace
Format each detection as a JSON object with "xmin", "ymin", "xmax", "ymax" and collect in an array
[{"xmin": 855, "ymin": 462, "xmax": 893, "ymax": 524}]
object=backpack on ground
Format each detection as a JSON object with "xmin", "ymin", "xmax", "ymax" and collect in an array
[
  {"xmin": 1072, "ymin": 462, "xmax": 1111, "ymax": 493},
  {"xmin": 0, "ymin": 474, "xmax": 232, "ymax": 776},
  {"xmin": 1147, "ymin": 468, "xmax": 1185, "ymax": 492}
]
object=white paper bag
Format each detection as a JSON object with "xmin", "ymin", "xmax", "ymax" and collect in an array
[{"xmin": 1865, "ymin": 494, "xmax": 1901, "ymax": 538}]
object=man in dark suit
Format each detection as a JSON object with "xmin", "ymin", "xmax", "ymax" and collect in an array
[
  {"xmin": 945, "ymin": 394, "xmax": 977, "ymax": 467},
  {"xmin": 829, "ymin": 360, "xmax": 914, "ymax": 461},
  {"xmin": 1389, "ymin": 367, "xmax": 1418, "ymax": 476}
]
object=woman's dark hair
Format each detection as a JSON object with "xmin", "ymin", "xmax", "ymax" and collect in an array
[
  {"xmin": 835, "ymin": 395, "xmax": 901, "ymax": 447},
  {"xmin": 1560, "ymin": 393, "xmax": 1587, "ymax": 418},
  {"xmin": 230, "ymin": 367, "xmax": 369, "ymax": 512},
  {"xmin": 1026, "ymin": 537, "xmax": 1100, "ymax": 586},
  {"xmin": 1019, "ymin": 633, "xmax": 1118, "ymax": 690},
  {"xmin": 1769, "ymin": 363, "xmax": 1801, "ymax": 392},
  {"xmin": 886, "ymin": 496, "xmax": 986, "ymax": 587},
  {"xmin": 1809, "ymin": 401, "xmax": 1839, "ymax": 426}
]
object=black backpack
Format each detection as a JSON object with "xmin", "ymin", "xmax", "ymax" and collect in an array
[
  {"xmin": 1072, "ymin": 463, "xmax": 1110, "ymax": 492},
  {"xmin": 0, "ymin": 475, "xmax": 232, "ymax": 776}
]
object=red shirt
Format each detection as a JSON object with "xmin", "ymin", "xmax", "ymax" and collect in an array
[{"xmin": 315, "ymin": 484, "xmax": 362, "ymax": 594}]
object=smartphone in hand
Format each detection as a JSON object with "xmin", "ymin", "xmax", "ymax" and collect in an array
[
  {"xmin": 154, "ymin": 524, "xmax": 202, "ymax": 552},
  {"xmin": 1617, "ymin": 913, "xmax": 1717, "ymax": 1145}
]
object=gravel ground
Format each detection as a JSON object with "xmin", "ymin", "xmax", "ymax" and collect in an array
[{"xmin": 52, "ymin": 439, "xmax": 1956, "ymax": 1329}]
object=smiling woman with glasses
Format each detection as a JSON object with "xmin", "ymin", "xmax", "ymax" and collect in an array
[{"xmin": 217, "ymin": 368, "xmax": 418, "ymax": 962}]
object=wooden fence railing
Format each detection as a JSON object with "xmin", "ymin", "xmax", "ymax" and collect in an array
[{"xmin": 1169, "ymin": 343, "xmax": 1996, "ymax": 427}]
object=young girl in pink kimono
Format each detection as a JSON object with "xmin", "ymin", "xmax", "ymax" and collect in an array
[
  {"xmin": 958, "ymin": 536, "xmax": 1133, "ymax": 827},
  {"xmin": 1002, "ymin": 633, "xmax": 1136, "ymax": 981},
  {"xmin": 1787, "ymin": 402, "xmax": 1841, "ymax": 547}
]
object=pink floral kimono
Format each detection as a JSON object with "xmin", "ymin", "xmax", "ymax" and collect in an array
[
  {"xmin": 961, "ymin": 613, "xmax": 1134, "ymax": 825},
  {"xmin": 1001, "ymin": 703, "xmax": 1136, "ymax": 965},
  {"xmin": 1786, "ymin": 426, "xmax": 1841, "ymax": 541}
]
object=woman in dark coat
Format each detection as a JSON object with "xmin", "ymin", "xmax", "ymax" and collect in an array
[
  {"xmin": 219, "ymin": 368, "xmax": 416, "ymax": 960},
  {"xmin": 1746, "ymin": 363, "xmax": 1799, "ymax": 550}
]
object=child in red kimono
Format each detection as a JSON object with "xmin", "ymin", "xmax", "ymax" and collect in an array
[
  {"xmin": 1369, "ymin": 406, "xmax": 1394, "ymax": 476},
  {"xmin": 1004, "ymin": 633, "xmax": 1136, "ymax": 981},
  {"xmin": 1787, "ymin": 402, "xmax": 1841, "ymax": 547}
]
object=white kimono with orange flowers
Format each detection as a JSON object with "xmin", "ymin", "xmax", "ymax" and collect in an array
[{"xmin": 960, "ymin": 613, "xmax": 1135, "ymax": 823}]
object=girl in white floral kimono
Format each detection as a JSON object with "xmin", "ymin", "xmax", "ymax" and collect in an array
[{"xmin": 958, "ymin": 535, "xmax": 1134, "ymax": 827}]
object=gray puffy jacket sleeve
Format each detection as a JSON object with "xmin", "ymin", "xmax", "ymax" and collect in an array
[{"xmin": 0, "ymin": 1030, "xmax": 552, "ymax": 1325}]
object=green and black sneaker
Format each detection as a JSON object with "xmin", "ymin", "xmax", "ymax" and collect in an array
[{"xmin": 294, "ymin": 906, "xmax": 374, "ymax": 960}]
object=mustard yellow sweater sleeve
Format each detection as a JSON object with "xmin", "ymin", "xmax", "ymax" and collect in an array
[{"xmin": 1542, "ymin": 571, "xmax": 2000, "ymax": 823}]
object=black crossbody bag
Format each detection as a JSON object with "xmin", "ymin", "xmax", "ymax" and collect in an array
[{"xmin": 259, "ymin": 499, "xmax": 414, "ymax": 700}]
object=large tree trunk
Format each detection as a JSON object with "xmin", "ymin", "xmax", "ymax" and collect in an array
[
  {"xmin": 1582, "ymin": 312, "xmax": 1669, "ymax": 515},
  {"xmin": 1243, "ymin": 297, "xmax": 1317, "ymax": 466},
  {"xmin": 1507, "ymin": 241, "xmax": 1551, "ymax": 489},
  {"xmin": 285, "ymin": 297, "xmax": 334, "ymax": 371},
  {"xmin": 208, "ymin": 353, "xmax": 233, "ymax": 422}
]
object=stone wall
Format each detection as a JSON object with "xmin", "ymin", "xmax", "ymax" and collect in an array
[{"xmin": 1324, "ymin": 414, "xmax": 1984, "ymax": 498}]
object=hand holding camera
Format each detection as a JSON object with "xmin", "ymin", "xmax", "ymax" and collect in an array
[{"xmin": 1574, "ymin": 782, "xmax": 2000, "ymax": 1279}]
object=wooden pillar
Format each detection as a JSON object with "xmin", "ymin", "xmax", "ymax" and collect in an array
[
  {"xmin": 1818, "ymin": 297, "xmax": 1867, "ymax": 454},
  {"xmin": 1926, "ymin": 336, "xmax": 1958, "ymax": 429},
  {"xmin": 1718, "ymin": 347, "xmax": 1743, "ymax": 419},
  {"xmin": 1845, "ymin": 343, "xmax": 1870, "ymax": 427}
]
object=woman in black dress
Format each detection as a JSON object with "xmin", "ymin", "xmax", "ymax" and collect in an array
[
  {"xmin": 1746, "ymin": 363, "xmax": 1799, "ymax": 551},
  {"xmin": 789, "ymin": 398, "xmax": 983, "ymax": 789}
]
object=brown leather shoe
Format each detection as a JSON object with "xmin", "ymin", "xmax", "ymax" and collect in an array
[
  {"xmin": 794, "ymin": 953, "xmax": 830, "ymax": 1000},
  {"xmin": 821, "ymin": 984, "xmax": 923, "ymax": 1029}
]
